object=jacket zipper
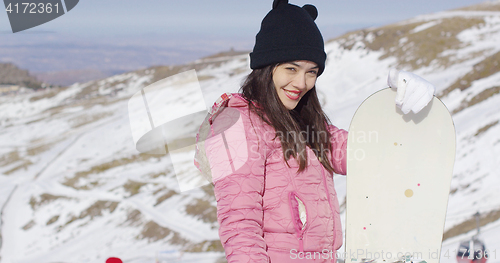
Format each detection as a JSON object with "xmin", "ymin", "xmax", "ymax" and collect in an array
[{"xmin": 321, "ymin": 168, "xmax": 335, "ymax": 240}]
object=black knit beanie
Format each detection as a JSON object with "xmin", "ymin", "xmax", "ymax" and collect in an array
[{"xmin": 250, "ymin": 0, "xmax": 326, "ymax": 76}]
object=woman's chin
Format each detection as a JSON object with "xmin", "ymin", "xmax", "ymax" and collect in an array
[{"xmin": 284, "ymin": 101, "xmax": 298, "ymax": 110}]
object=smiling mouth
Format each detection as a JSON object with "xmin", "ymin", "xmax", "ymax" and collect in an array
[{"xmin": 283, "ymin": 89, "xmax": 301, "ymax": 100}]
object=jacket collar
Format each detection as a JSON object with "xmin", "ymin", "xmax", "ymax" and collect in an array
[{"xmin": 209, "ymin": 93, "xmax": 249, "ymax": 124}]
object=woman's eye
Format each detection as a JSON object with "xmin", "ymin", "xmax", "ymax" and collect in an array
[
  {"xmin": 286, "ymin": 67, "xmax": 296, "ymax": 71},
  {"xmin": 308, "ymin": 70, "xmax": 318, "ymax": 75}
]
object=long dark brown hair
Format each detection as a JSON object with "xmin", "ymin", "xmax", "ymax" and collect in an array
[{"xmin": 240, "ymin": 63, "xmax": 335, "ymax": 173}]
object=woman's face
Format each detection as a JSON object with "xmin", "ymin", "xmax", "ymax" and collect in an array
[{"xmin": 272, "ymin": 60, "xmax": 318, "ymax": 110}]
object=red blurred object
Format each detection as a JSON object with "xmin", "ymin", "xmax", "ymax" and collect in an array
[{"xmin": 106, "ymin": 257, "xmax": 123, "ymax": 263}]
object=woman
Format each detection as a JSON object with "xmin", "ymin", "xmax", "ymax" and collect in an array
[{"xmin": 194, "ymin": 0, "xmax": 435, "ymax": 262}]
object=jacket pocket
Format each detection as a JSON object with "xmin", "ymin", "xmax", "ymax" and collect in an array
[{"xmin": 289, "ymin": 192, "xmax": 307, "ymax": 232}]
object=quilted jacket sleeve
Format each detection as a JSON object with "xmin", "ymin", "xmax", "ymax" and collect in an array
[
  {"xmin": 204, "ymin": 108, "xmax": 269, "ymax": 262},
  {"xmin": 328, "ymin": 124, "xmax": 348, "ymax": 175}
]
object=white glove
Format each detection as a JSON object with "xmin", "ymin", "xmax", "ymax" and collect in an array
[{"xmin": 387, "ymin": 68, "xmax": 436, "ymax": 114}]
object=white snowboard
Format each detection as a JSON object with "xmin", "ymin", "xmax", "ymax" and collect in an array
[{"xmin": 345, "ymin": 88, "xmax": 456, "ymax": 263}]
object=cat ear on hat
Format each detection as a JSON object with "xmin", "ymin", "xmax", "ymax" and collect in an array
[
  {"xmin": 302, "ymin": 4, "xmax": 318, "ymax": 20},
  {"xmin": 273, "ymin": 0, "xmax": 289, "ymax": 9}
]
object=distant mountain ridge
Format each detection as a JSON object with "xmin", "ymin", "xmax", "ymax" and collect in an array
[
  {"xmin": 33, "ymin": 69, "xmax": 126, "ymax": 87},
  {"xmin": 0, "ymin": 63, "xmax": 43, "ymax": 89}
]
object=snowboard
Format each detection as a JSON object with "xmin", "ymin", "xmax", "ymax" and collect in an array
[{"xmin": 344, "ymin": 88, "xmax": 456, "ymax": 263}]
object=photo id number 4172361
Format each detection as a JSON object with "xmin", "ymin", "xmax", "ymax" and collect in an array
[{"xmin": 6, "ymin": 3, "xmax": 60, "ymax": 14}]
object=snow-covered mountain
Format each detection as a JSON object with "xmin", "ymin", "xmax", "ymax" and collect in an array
[{"xmin": 1, "ymin": 1, "xmax": 500, "ymax": 262}]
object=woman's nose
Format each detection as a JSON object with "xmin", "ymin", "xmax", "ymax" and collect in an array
[{"xmin": 292, "ymin": 73, "xmax": 307, "ymax": 90}]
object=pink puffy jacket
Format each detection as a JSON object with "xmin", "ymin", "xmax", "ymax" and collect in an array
[{"xmin": 196, "ymin": 93, "xmax": 347, "ymax": 262}]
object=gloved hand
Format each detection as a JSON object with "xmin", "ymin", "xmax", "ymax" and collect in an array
[{"xmin": 387, "ymin": 68, "xmax": 436, "ymax": 114}]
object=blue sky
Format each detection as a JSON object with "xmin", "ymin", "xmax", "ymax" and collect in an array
[
  {"xmin": 0, "ymin": 0, "xmax": 491, "ymax": 74},
  {"xmin": 1, "ymin": 0, "xmax": 490, "ymax": 38}
]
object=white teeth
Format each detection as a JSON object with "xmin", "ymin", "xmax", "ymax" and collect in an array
[{"xmin": 284, "ymin": 90, "xmax": 299, "ymax": 99}]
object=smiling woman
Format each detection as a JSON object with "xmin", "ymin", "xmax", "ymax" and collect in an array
[{"xmin": 195, "ymin": 1, "xmax": 347, "ymax": 262}]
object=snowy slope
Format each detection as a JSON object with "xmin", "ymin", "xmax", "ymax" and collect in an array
[{"xmin": 1, "ymin": 1, "xmax": 500, "ymax": 262}]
